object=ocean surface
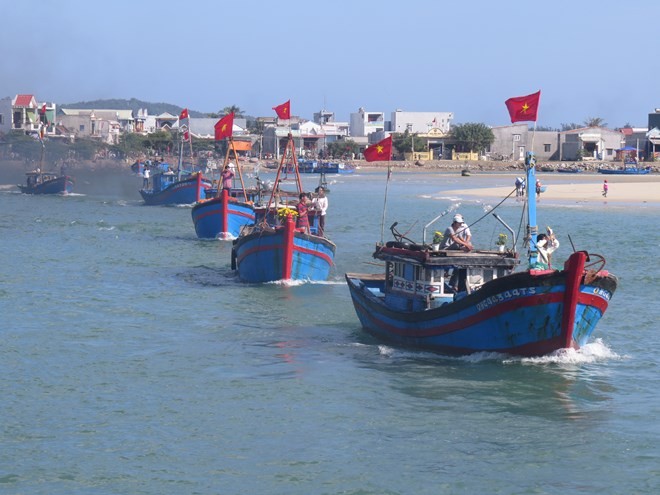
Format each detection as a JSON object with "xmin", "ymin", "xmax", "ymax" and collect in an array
[{"xmin": 1, "ymin": 168, "xmax": 658, "ymax": 494}]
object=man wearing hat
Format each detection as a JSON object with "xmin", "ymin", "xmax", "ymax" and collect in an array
[{"xmin": 441, "ymin": 214, "xmax": 473, "ymax": 251}]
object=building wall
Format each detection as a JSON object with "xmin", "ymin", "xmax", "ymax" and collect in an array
[{"xmin": 390, "ymin": 111, "xmax": 453, "ymax": 134}]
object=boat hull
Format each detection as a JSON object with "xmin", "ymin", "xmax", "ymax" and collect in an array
[
  {"xmin": 598, "ymin": 167, "xmax": 651, "ymax": 175},
  {"xmin": 346, "ymin": 252, "xmax": 617, "ymax": 357},
  {"xmin": 232, "ymin": 220, "xmax": 336, "ymax": 283},
  {"xmin": 140, "ymin": 176, "xmax": 212, "ymax": 205},
  {"xmin": 18, "ymin": 176, "xmax": 74, "ymax": 195},
  {"xmin": 191, "ymin": 194, "xmax": 256, "ymax": 239}
]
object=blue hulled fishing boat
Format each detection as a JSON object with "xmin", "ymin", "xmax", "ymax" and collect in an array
[
  {"xmin": 231, "ymin": 132, "xmax": 335, "ymax": 282},
  {"xmin": 18, "ymin": 171, "xmax": 74, "ymax": 195},
  {"xmin": 191, "ymin": 132, "xmax": 262, "ymax": 239},
  {"xmin": 346, "ymin": 152, "xmax": 618, "ymax": 357},
  {"xmin": 140, "ymin": 168, "xmax": 211, "ymax": 206}
]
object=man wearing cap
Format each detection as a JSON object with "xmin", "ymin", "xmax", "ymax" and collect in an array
[{"xmin": 442, "ymin": 214, "xmax": 473, "ymax": 251}]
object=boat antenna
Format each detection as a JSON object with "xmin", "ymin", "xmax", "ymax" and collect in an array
[
  {"xmin": 568, "ymin": 233, "xmax": 577, "ymax": 253},
  {"xmin": 492, "ymin": 213, "xmax": 517, "ymax": 253}
]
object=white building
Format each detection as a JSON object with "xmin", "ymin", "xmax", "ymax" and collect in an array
[
  {"xmin": 349, "ymin": 108, "xmax": 385, "ymax": 137},
  {"xmin": 390, "ymin": 110, "xmax": 453, "ymax": 134}
]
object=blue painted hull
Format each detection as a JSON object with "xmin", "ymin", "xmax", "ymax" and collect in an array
[
  {"xmin": 232, "ymin": 228, "xmax": 336, "ymax": 283},
  {"xmin": 346, "ymin": 253, "xmax": 617, "ymax": 357},
  {"xmin": 140, "ymin": 176, "xmax": 212, "ymax": 205},
  {"xmin": 18, "ymin": 176, "xmax": 74, "ymax": 195},
  {"xmin": 598, "ymin": 167, "xmax": 651, "ymax": 175},
  {"xmin": 191, "ymin": 196, "xmax": 256, "ymax": 239}
]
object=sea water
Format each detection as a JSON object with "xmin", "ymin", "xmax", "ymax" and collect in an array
[{"xmin": 1, "ymin": 169, "xmax": 658, "ymax": 494}]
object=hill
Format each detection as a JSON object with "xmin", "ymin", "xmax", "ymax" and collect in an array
[{"xmin": 58, "ymin": 98, "xmax": 207, "ymax": 117}]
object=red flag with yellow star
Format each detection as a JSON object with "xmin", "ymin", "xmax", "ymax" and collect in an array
[
  {"xmin": 363, "ymin": 135, "xmax": 393, "ymax": 162},
  {"xmin": 505, "ymin": 91, "xmax": 541, "ymax": 123},
  {"xmin": 273, "ymin": 100, "xmax": 291, "ymax": 120},
  {"xmin": 214, "ymin": 113, "xmax": 234, "ymax": 140}
]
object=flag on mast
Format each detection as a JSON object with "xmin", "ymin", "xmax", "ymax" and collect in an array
[
  {"xmin": 214, "ymin": 113, "xmax": 235, "ymax": 140},
  {"xmin": 364, "ymin": 135, "xmax": 393, "ymax": 162},
  {"xmin": 273, "ymin": 100, "xmax": 291, "ymax": 120},
  {"xmin": 504, "ymin": 91, "xmax": 541, "ymax": 123}
]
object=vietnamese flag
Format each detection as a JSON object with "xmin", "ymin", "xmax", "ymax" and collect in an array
[
  {"xmin": 214, "ymin": 112, "xmax": 234, "ymax": 140},
  {"xmin": 273, "ymin": 100, "xmax": 291, "ymax": 119},
  {"xmin": 364, "ymin": 135, "xmax": 393, "ymax": 162},
  {"xmin": 179, "ymin": 108, "xmax": 189, "ymax": 121},
  {"xmin": 505, "ymin": 91, "xmax": 541, "ymax": 123}
]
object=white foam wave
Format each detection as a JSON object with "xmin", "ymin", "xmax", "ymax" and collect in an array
[{"xmin": 508, "ymin": 339, "xmax": 622, "ymax": 365}]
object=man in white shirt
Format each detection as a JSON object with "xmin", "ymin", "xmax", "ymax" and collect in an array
[
  {"xmin": 442, "ymin": 214, "xmax": 473, "ymax": 251},
  {"xmin": 312, "ymin": 187, "xmax": 328, "ymax": 236}
]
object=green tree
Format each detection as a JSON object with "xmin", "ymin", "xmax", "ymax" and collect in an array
[
  {"xmin": 392, "ymin": 131, "xmax": 426, "ymax": 155},
  {"xmin": 450, "ymin": 123, "xmax": 494, "ymax": 153},
  {"xmin": 326, "ymin": 140, "xmax": 360, "ymax": 159},
  {"xmin": 561, "ymin": 123, "xmax": 581, "ymax": 131},
  {"xmin": 223, "ymin": 105, "xmax": 244, "ymax": 117}
]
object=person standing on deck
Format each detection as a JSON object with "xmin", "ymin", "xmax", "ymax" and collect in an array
[
  {"xmin": 312, "ymin": 186, "xmax": 328, "ymax": 236},
  {"xmin": 296, "ymin": 193, "xmax": 311, "ymax": 234},
  {"xmin": 221, "ymin": 166, "xmax": 235, "ymax": 190}
]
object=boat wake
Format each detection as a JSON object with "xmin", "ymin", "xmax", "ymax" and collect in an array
[{"xmin": 372, "ymin": 339, "xmax": 621, "ymax": 365}]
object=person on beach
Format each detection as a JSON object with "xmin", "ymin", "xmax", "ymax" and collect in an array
[
  {"xmin": 533, "ymin": 229, "xmax": 559, "ymax": 269},
  {"xmin": 442, "ymin": 214, "xmax": 473, "ymax": 251},
  {"xmin": 221, "ymin": 166, "xmax": 234, "ymax": 190},
  {"xmin": 602, "ymin": 180, "xmax": 609, "ymax": 197},
  {"xmin": 535, "ymin": 179, "xmax": 542, "ymax": 199},
  {"xmin": 296, "ymin": 193, "xmax": 310, "ymax": 234},
  {"xmin": 515, "ymin": 177, "xmax": 525, "ymax": 197},
  {"xmin": 312, "ymin": 186, "xmax": 328, "ymax": 236}
]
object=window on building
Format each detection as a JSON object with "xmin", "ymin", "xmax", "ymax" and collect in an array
[
  {"xmin": 607, "ymin": 148, "xmax": 613, "ymax": 156},
  {"xmin": 79, "ymin": 125, "xmax": 85, "ymax": 132},
  {"xmin": 513, "ymin": 134, "xmax": 521, "ymax": 141},
  {"xmin": 544, "ymin": 144, "xmax": 551, "ymax": 152},
  {"xmin": 0, "ymin": 114, "xmax": 3, "ymax": 124}
]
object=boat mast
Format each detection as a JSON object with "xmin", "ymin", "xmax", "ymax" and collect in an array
[{"xmin": 525, "ymin": 151, "xmax": 539, "ymax": 267}]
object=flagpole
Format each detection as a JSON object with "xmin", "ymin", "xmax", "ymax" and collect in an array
[{"xmin": 380, "ymin": 162, "xmax": 391, "ymax": 244}]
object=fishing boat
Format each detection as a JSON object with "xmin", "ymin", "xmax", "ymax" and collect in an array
[
  {"xmin": 191, "ymin": 135, "xmax": 262, "ymax": 239},
  {"xmin": 140, "ymin": 167, "xmax": 212, "ymax": 205},
  {"xmin": 598, "ymin": 166, "xmax": 651, "ymax": 175},
  {"xmin": 345, "ymin": 152, "xmax": 618, "ymax": 357},
  {"xmin": 139, "ymin": 120, "xmax": 212, "ymax": 205},
  {"xmin": 18, "ymin": 170, "xmax": 74, "ymax": 195},
  {"xmin": 231, "ymin": 132, "xmax": 336, "ymax": 283},
  {"xmin": 18, "ymin": 125, "xmax": 75, "ymax": 195}
]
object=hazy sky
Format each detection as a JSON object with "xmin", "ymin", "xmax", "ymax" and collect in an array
[{"xmin": 3, "ymin": 0, "xmax": 657, "ymax": 128}]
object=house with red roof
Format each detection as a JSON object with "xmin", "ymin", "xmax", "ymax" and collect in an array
[{"xmin": 9, "ymin": 94, "xmax": 55, "ymax": 137}]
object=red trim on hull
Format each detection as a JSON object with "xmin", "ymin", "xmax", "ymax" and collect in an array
[
  {"xmin": 221, "ymin": 188, "xmax": 229, "ymax": 234},
  {"xmin": 561, "ymin": 252, "xmax": 586, "ymax": 349},
  {"xmin": 282, "ymin": 216, "xmax": 294, "ymax": 279}
]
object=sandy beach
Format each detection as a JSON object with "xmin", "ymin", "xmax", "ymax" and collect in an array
[{"xmin": 443, "ymin": 173, "xmax": 660, "ymax": 204}]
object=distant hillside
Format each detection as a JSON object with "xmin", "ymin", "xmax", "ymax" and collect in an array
[{"xmin": 59, "ymin": 98, "xmax": 207, "ymax": 117}]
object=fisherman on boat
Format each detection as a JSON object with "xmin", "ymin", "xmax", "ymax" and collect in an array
[
  {"xmin": 532, "ymin": 228, "xmax": 559, "ymax": 269},
  {"xmin": 441, "ymin": 214, "xmax": 473, "ymax": 252}
]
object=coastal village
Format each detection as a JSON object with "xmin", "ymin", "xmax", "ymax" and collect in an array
[{"xmin": 2, "ymin": 93, "xmax": 660, "ymax": 172}]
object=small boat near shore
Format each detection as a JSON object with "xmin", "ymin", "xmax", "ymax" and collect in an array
[
  {"xmin": 598, "ymin": 166, "xmax": 651, "ymax": 175},
  {"xmin": 345, "ymin": 152, "xmax": 617, "ymax": 357}
]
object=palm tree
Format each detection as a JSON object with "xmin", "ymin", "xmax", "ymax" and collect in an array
[
  {"xmin": 583, "ymin": 117, "xmax": 607, "ymax": 128},
  {"xmin": 222, "ymin": 105, "xmax": 244, "ymax": 117}
]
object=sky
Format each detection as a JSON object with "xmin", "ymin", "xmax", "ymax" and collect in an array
[{"xmin": 3, "ymin": 0, "xmax": 658, "ymax": 129}]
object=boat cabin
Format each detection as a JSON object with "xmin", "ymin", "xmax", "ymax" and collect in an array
[{"xmin": 376, "ymin": 245, "xmax": 520, "ymax": 311}]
